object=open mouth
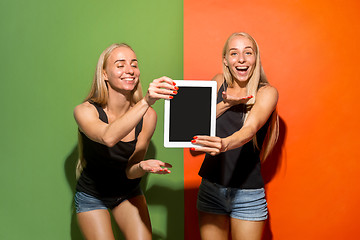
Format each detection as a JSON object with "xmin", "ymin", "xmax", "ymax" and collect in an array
[
  {"xmin": 235, "ymin": 66, "xmax": 249, "ymax": 72},
  {"xmin": 121, "ymin": 77, "xmax": 136, "ymax": 82}
]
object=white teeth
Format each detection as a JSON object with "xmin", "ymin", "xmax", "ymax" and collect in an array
[{"xmin": 236, "ymin": 66, "xmax": 248, "ymax": 70}]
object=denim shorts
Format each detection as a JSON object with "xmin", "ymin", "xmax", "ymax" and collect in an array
[
  {"xmin": 197, "ymin": 179, "xmax": 268, "ymax": 221},
  {"xmin": 75, "ymin": 186, "xmax": 143, "ymax": 213}
]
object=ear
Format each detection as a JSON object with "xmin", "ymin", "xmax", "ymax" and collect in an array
[
  {"xmin": 223, "ymin": 57, "xmax": 228, "ymax": 67},
  {"xmin": 103, "ymin": 69, "xmax": 108, "ymax": 80}
]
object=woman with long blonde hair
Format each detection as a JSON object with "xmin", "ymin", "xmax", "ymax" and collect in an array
[
  {"xmin": 73, "ymin": 43, "xmax": 177, "ymax": 239},
  {"xmin": 191, "ymin": 32, "xmax": 279, "ymax": 240}
]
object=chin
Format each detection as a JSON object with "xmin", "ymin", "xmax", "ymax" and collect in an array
[
  {"xmin": 123, "ymin": 86, "xmax": 136, "ymax": 92},
  {"xmin": 123, "ymin": 82, "xmax": 137, "ymax": 89},
  {"xmin": 235, "ymin": 75, "xmax": 250, "ymax": 82}
]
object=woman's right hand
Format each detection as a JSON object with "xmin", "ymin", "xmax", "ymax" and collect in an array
[{"xmin": 144, "ymin": 76, "xmax": 178, "ymax": 106}]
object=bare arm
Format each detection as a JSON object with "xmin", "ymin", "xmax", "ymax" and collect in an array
[
  {"xmin": 126, "ymin": 108, "xmax": 172, "ymax": 179},
  {"xmin": 74, "ymin": 76, "xmax": 177, "ymax": 147},
  {"xmin": 192, "ymin": 85, "xmax": 278, "ymax": 155}
]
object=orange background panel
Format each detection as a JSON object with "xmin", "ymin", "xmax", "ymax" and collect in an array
[{"xmin": 184, "ymin": 0, "xmax": 360, "ymax": 239}]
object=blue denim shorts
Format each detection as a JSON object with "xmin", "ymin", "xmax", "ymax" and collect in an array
[
  {"xmin": 75, "ymin": 186, "xmax": 143, "ymax": 213},
  {"xmin": 197, "ymin": 179, "xmax": 268, "ymax": 221}
]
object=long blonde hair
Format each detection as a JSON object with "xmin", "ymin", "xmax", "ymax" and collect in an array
[
  {"xmin": 76, "ymin": 43, "xmax": 143, "ymax": 178},
  {"xmin": 222, "ymin": 32, "xmax": 279, "ymax": 162}
]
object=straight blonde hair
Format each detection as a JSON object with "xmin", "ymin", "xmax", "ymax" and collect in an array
[
  {"xmin": 76, "ymin": 43, "xmax": 143, "ymax": 178},
  {"xmin": 222, "ymin": 32, "xmax": 279, "ymax": 161}
]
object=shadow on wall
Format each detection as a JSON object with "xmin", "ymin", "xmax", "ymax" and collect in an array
[
  {"xmin": 184, "ymin": 116, "xmax": 287, "ymax": 240},
  {"xmin": 140, "ymin": 142, "xmax": 184, "ymax": 240},
  {"xmin": 261, "ymin": 116, "xmax": 287, "ymax": 240},
  {"xmin": 64, "ymin": 144, "xmax": 83, "ymax": 240},
  {"xmin": 64, "ymin": 141, "xmax": 181, "ymax": 240}
]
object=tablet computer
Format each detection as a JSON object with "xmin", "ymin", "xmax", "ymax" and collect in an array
[{"xmin": 164, "ymin": 80, "xmax": 217, "ymax": 148}]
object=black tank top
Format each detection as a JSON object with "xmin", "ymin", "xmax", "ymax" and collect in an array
[
  {"xmin": 76, "ymin": 102, "xmax": 143, "ymax": 198},
  {"xmin": 198, "ymin": 82, "xmax": 268, "ymax": 189}
]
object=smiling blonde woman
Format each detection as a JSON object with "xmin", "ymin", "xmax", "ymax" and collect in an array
[
  {"xmin": 191, "ymin": 32, "xmax": 279, "ymax": 240},
  {"xmin": 74, "ymin": 43, "xmax": 177, "ymax": 240}
]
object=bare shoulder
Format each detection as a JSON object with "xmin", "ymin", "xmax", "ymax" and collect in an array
[
  {"xmin": 73, "ymin": 101, "xmax": 98, "ymax": 121},
  {"xmin": 257, "ymin": 85, "xmax": 278, "ymax": 101},
  {"xmin": 212, "ymin": 73, "xmax": 223, "ymax": 83},
  {"xmin": 211, "ymin": 73, "xmax": 224, "ymax": 91},
  {"xmin": 253, "ymin": 85, "xmax": 278, "ymax": 112}
]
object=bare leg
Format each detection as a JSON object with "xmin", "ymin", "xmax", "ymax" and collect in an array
[
  {"xmin": 198, "ymin": 211, "xmax": 230, "ymax": 240},
  {"xmin": 77, "ymin": 209, "xmax": 115, "ymax": 240},
  {"xmin": 112, "ymin": 195, "xmax": 152, "ymax": 240},
  {"xmin": 230, "ymin": 218, "xmax": 265, "ymax": 240}
]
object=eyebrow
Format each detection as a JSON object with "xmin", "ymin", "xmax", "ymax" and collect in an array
[
  {"xmin": 229, "ymin": 46, "xmax": 254, "ymax": 51},
  {"xmin": 114, "ymin": 59, "xmax": 138, "ymax": 64}
]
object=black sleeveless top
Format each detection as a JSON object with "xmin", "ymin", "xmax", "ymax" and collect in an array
[
  {"xmin": 198, "ymin": 82, "xmax": 269, "ymax": 189},
  {"xmin": 76, "ymin": 102, "xmax": 143, "ymax": 198}
]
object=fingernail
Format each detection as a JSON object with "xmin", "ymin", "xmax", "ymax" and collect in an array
[
  {"xmin": 191, "ymin": 140, "xmax": 196, "ymax": 143},
  {"xmin": 169, "ymin": 96, "xmax": 173, "ymax": 99},
  {"xmin": 190, "ymin": 147, "xmax": 195, "ymax": 151},
  {"xmin": 173, "ymin": 91, "xmax": 178, "ymax": 94},
  {"xmin": 175, "ymin": 86, "xmax": 179, "ymax": 90},
  {"xmin": 172, "ymin": 82, "xmax": 176, "ymax": 86},
  {"xmin": 193, "ymin": 136, "xmax": 198, "ymax": 139}
]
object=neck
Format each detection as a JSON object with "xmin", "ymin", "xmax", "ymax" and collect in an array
[
  {"xmin": 232, "ymin": 77, "xmax": 248, "ymax": 88},
  {"xmin": 106, "ymin": 87, "xmax": 132, "ymax": 117},
  {"xmin": 231, "ymin": 78, "xmax": 248, "ymax": 95}
]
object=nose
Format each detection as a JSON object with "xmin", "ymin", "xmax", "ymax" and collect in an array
[
  {"xmin": 124, "ymin": 65, "xmax": 134, "ymax": 75},
  {"xmin": 238, "ymin": 53, "xmax": 245, "ymax": 63}
]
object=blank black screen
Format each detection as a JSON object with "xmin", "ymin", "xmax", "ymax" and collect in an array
[{"xmin": 169, "ymin": 87, "xmax": 211, "ymax": 141}]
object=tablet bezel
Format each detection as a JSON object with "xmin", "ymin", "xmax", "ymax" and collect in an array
[{"xmin": 164, "ymin": 80, "xmax": 217, "ymax": 148}]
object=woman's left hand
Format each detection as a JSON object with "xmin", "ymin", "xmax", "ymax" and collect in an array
[
  {"xmin": 139, "ymin": 160, "xmax": 172, "ymax": 174},
  {"xmin": 222, "ymin": 91, "xmax": 253, "ymax": 106},
  {"xmin": 190, "ymin": 136, "xmax": 226, "ymax": 156}
]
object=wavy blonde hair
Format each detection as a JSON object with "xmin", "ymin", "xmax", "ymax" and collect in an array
[
  {"xmin": 76, "ymin": 43, "xmax": 143, "ymax": 178},
  {"xmin": 222, "ymin": 32, "xmax": 279, "ymax": 162}
]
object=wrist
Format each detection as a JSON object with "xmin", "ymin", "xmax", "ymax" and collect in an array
[
  {"xmin": 222, "ymin": 100, "xmax": 232, "ymax": 110},
  {"xmin": 143, "ymin": 93, "xmax": 157, "ymax": 107},
  {"xmin": 141, "ymin": 97, "xmax": 151, "ymax": 107},
  {"xmin": 221, "ymin": 138, "xmax": 230, "ymax": 152},
  {"xmin": 138, "ymin": 161, "xmax": 145, "ymax": 171}
]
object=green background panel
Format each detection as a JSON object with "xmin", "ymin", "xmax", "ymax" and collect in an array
[{"xmin": 0, "ymin": 0, "xmax": 183, "ymax": 239}]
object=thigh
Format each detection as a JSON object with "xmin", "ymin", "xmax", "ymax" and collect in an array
[
  {"xmin": 230, "ymin": 218, "xmax": 265, "ymax": 240},
  {"xmin": 75, "ymin": 191, "xmax": 108, "ymax": 213},
  {"xmin": 111, "ymin": 195, "xmax": 152, "ymax": 240},
  {"xmin": 77, "ymin": 209, "xmax": 115, "ymax": 240},
  {"xmin": 198, "ymin": 211, "xmax": 230, "ymax": 240},
  {"xmin": 230, "ymin": 188, "xmax": 268, "ymax": 221},
  {"xmin": 197, "ymin": 179, "xmax": 229, "ymax": 215}
]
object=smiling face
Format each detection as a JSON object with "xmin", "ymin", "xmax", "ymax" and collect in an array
[
  {"xmin": 223, "ymin": 35, "xmax": 256, "ymax": 83},
  {"xmin": 103, "ymin": 46, "xmax": 140, "ymax": 92}
]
